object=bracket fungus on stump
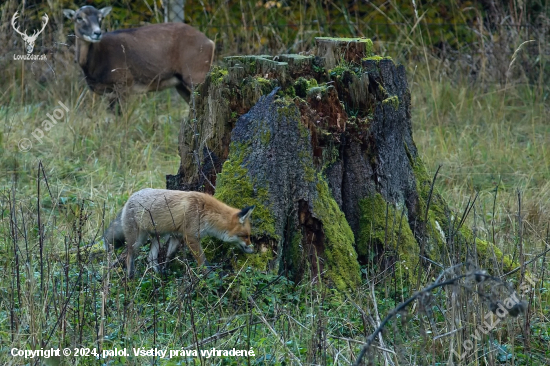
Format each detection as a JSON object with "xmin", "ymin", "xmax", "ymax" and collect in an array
[{"xmin": 167, "ymin": 37, "xmax": 515, "ymax": 290}]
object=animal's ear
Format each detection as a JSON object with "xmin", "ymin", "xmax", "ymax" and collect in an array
[
  {"xmin": 99, "ymin": 6, "xmax": 112, "ymax": 17},
  {"xmin": 238, "ymin": 205, "xmax": 255, "ymax": 224},
  {"xmin": 63, "ymin": 9, "xmax": 75, "ymax": 19}
]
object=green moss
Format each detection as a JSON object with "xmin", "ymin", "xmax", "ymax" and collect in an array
[
  {"xmin": 474, "ymin": 238, "xmax": 514, "ymax": 270},
  {"xmin": 284, "ymin": 86, "xmax": 296, "ymax": 98},
  {"xmin": 358, "ymin": 193, "xmax": 418, "ymax": 281},
  {"xmin": 382, "ymin": 95, "xmax": 400, "ymax": 110},
  {"xmin": 274, "ymin": 98, "xmax": 301, "ymax": 120},
  {"xmin": 316, "ymin": 37, "xmax": 375, "ymax": 57},
  {"xmin": 306, "ymin": 85, "xmax": 329, "ymax": 99},
  {"xmin": 294, "ymin": 77, "xmax": 320, "ymax": 98},
  {"xmin": 202, "ymin": 237, "xmax": 275, "ymax": 272},
  {"xmin": 259, "ymin": 130, "xmax": 271, "ymax": 146},
  {"xmin": 214, "ymin": 143, "xmax": 277, "ymax": 239},
  {"xmin": 408, "ymin": 153, "xmax": 449, "ymax": 254},
  {"xmin": 289, "ymin": 230, "xmax": 303, "ymax": 266},
  {"xmin": 255, "ymin": 77, "xmax": 272, "ymax": 87},
  {"xmin": 210, "ymin": 66, "xmax": 228, "ymax": 85},
  {"xmin": 213, "ymin": 142, "xmax": 279, "ymax": 270},
  {"xmin": 295, "ymin": 121, "xmax": 316, "ymax": 182},
  {"xmin": 313, "ymin": 174, "xmax": 360, "ymax": 290},
  {"xmin": 322, "ymin": 144, "xmax": 340, "ymax": 170},
  {"xmin": 283, "ymin": 230, "xmax": 304, "ymax": 278},
  {"xmin": 378, "ymin": 84, "xmax": 389, "ymax": 98},
  {"xmin": 234, "ymin": 247, "xmax": 275, "ymax": 272},
  {"xmin": 362, "ymin": 55, "xmax": 394, "ymax": 63},
  {"xmin": 241, "ymin": 76, "xmax": 275, "ymax": 103},
  {"xmin": 329, "ymin": 65, "xmax": 349, "ymax": 77},
  {"xmin": 297, "ymin": 119, "xmax": 310, "ymax": 140},
  {"xmin": 304, "ymin": 166, "xmax": 316, "ymax": 182}
]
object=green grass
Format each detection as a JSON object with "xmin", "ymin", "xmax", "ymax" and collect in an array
[
  {"xmin": 1, "ymin": 79, "xmax": 183, "ymax": 215},
  {"xmin": 412, "ymin": 76, "xmax": 550, "ymax": 248}
]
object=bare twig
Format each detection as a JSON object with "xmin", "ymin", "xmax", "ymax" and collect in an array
[
  {"xmin": 248, "ymin": 295, "xmax": 303, "ymax": 365},
  {"xmin": 353, "ymin": 266, "xmax": 520, "ymax": 366}
]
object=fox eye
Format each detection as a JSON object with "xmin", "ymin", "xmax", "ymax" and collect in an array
[{"xmin": 76, "ymin": 16, "xmax": 83, "ymax": 22}]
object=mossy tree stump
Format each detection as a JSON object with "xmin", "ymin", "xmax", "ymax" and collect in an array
[{"xmin": 167, "ymin": 38, "xmax": 514, "ymax": 290}]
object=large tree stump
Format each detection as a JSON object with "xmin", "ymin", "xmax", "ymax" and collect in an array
[{"xmin": 167, "ymin": 38, "xmax": 514, "ymax": 289}]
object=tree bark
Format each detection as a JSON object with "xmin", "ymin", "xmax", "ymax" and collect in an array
[{"xmin": 168, "ymin": 38, "xmax": 515, "ymax": 289}]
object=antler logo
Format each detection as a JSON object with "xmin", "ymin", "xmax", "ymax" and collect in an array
[{"xmin": 11, "ymin": 11, "xmax": 49, "ymax": 54}]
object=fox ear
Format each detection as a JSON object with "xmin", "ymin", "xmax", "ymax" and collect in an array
[{"xmin": 238, "ymin": 205, "xmax": 255, "ymax": 224}]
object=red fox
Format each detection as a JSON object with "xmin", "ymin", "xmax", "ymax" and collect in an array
[{"xmin": 121, "ymin": 188, "xmax": 255, "ymax": 277}]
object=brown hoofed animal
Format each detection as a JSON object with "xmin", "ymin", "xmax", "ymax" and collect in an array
[
  {"xmin": 121, "ymin": 188, "xmax": 255, "ymax": 277},
  {"xmin": 63, "ymin": 6, "xmax": 215, "ymax": 110}
]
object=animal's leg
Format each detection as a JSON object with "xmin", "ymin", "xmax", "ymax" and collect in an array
[
  {"xmin": 176, "ymin": 84, "xmax": 191, "ymax": 103},
  {"xmin": 185, "ymin": 236, "xmax": 206, "ymax": 267},
  {"xmin": 108, "ymin": 96, "xmax": 122, "ymax": 115},
  {"xmin": 126, "ymin": 230, "xmax": 148, "ymax": 278},
  {"xmin": 148, "ymin": 235, "xmax": 161, "ymax": 273},
  {"xmin": 153, "ymin": 236, "xmax": 181, "ymax": 273},
  {"xmin": 166, "ymin": 236, "xmax": 181, "ymax": 259},
  {"xmin": 109, "ymin": 86, "xmax": 127, "ymax": 115}
]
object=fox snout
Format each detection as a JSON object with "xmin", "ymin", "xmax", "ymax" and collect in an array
[
  {"xmin": 230, "ymin": 236, "xmax": 254, "ymax": 254},
  {"xmin": 239, "ymin": 242, "xmax": 255, "ymax": 254}
]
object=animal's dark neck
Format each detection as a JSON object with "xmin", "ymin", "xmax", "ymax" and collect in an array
[
  {"xmin": 76, "ymin": 39, "xmax": 102, "ymax": 90},
  {"xmin": 76, "ymin": 38, "xmax": 93, "ymax": 73}
]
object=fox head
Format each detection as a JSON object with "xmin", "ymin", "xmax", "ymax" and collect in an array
[{"xmin": 226, "ymin": 205, "xmax": 255, "ymax": 254}]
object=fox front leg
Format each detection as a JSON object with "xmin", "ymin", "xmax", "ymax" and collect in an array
[{"xmin": 185, "ymin": 236, "xmax": 208, "ymax": 271}]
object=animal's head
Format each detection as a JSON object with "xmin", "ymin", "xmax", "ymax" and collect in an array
[
  {"xmin": 11, "ymin": 11, "xmax": 49, "ymax": 54},
  {"xmin": 63, "ymin": 6, "xmax": 112, "ymax": 43},
  {"xmin": 227, "ymin": 205, "xmax": 255, "ymax": 254}
]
